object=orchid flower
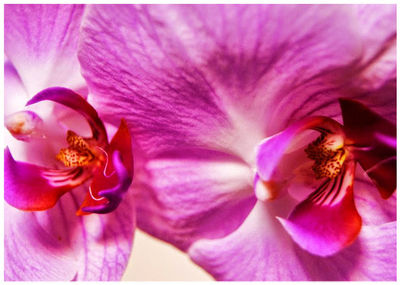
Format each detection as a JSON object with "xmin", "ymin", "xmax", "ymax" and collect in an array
[
  {"xmin": 4, "ymin": 5, "xmax": 135, "ymax": 280},
  {"xmin": 77, "ymin": 4, "xmax": 396, "ymax": 281}
]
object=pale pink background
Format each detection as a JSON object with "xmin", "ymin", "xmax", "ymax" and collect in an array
[{"xmin": 122, "ymin": 230, "xmax": 213, "ymax": 281}]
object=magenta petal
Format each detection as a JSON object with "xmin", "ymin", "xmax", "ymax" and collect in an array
[
  {"xmin": 4, "ymin": 203, "xmax": 77, "ymax": 281},
  {"xmin": 296, "ymin": 222, "xmax": 397, "ymax": 281},
  {"xmin": 27, "ymin": 87, "xmax": 108, "ymax": 145},
  {"xmin": 4, "ymin": 147, "xmax": 82, "ymax": 211},
  {"xmin": 135, "ymin": 149, "xmax": 255, "ymax": 250},
  {"xmin": 189, "ymin": 202, "xmax": 309, "ymax": 281},
  {"xmin": 5, "ymin": 4, "xmax": 86, "ymax": 95},
  {"xmin": 79, "ymin": 5, "xmax": 233, "ymax": 157},
  {"xmin": 279, "ymin": 162, "xmax": 361, "ymax": 256},
  {"xmin": 62, "ymin": 191, "xmax": 136, "ymax": 280},
  {"xmin": 339, "ymin": 98, "xmax": 396, "ymax": 198},
  {"xmin": 190, "ymin": 201, "xmax": 395, "ymax": 281},
  {"xmin": 5, "ymin": 189, "xmax": 136, "ymax": 281}
]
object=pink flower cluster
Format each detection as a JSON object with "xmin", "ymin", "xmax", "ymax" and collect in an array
[{"xmin": 4, "ymin": 4, "xmax": 396, "ymax": 281}]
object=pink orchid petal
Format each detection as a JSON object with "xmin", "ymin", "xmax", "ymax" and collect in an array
[
  {"xmin": 4, "ymin": 203, "xmax": 77, "ymax": 281},
  {"xmin": 79, "ymin": 5, "xmax": 234, "ymax": 158},
  {"xmin": 5, "ymin": 188, "xmax": 136, "ymax": 281},
  {"xmin": 5, "ymin": 148, "xmax": 90, "ymax": 211},
  {"xmin": 134, "ymin": 149, "xmax": 255, "ymax": 250},
  {"xmin": 279, "ymin": 161, "xmax": 362, "ymax": 256},
  {"xmin": 4, "ymin": 4, "xmax": 86, "ymax": 95},
  {"xmin": 339, "ymin": 98, "xmax": 396, "ymax": 198},
  {"xmin": 296, "ymin": 221, "xmax": 396, "ymax": 281},
  {"xmin": 353, "ymin": 5, "xmax": 396, "ymax": 89},
  {"xmin": 27, "ymin": 87, "xmax": 108, "ymax": 145},
  {"xmin": 79, "ymin": 5, "xmax": 381, "ymax": 160},
  {"xmin": 189, "ymin": 201, "xmax": 308, "ymax": 281},
  {"xmin": 189, "ymin": 201, "xmax": 395, "ymax": 281}
]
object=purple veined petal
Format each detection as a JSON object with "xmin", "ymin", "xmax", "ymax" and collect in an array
[
  {"xmin": 4, "ymin": 203, "xmax": 78, "ymax": 281},
  {"xmin": 134, "ymin": 148, "xmax": 255, "ymax": 250},
  {"xmin": 79, "ymin": 5, "xmax": 375, "ymax": 160},
  {"xmin": 355, "ymin": 5, "xmax": 396, "ymax": 60},
  {"xmin": 5, "ymin": 187, "xmax": 136, "ymax": 281},
  {"xmin": 353, "ymin": 5, "xmax": 396, "ymax": 89},
  {"xmin": 4, "ymin": 4, "xmax": 86, "ymax": 95},
  {"xmin": 189, "ymin": 201, "xmax": 396, "ymax": 281},
  {"xmin": 189, "ymin": 200, "xmax": 309, "ymax": 281},
  {"xmin": 60, "ymin": 190, "xmax": 136, "ymax": 281},
  {"xmin": 79, "ymin": 5, "xmax": 234, "ymax": 158},
  {"xmin": 26, "ymin": 87, "xmax": 108, "ymax": 146}
]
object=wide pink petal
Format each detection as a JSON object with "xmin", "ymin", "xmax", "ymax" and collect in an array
[
  {"xmin": 134, "ymin": 149, "xmax": 255, "ymax": 250},
  {"xmin": 5, "ymin": 4, "xmax": 86, "ymax": 95},
  {"xmin": 189, "ymin": 201, "xmax": 396, "ymax": 281},
  {"xmin": 79, "ymin": 5, "xmax": 393, "ymax": 160},
  {"xmin": 189, "ymin": 201, "xmax": 308, "ymax": 281},
  {"xmin": 353, "ymin": 5, "xmax": 396, "ymax": 89},
  {"xmin": 5, "ymin": 188, "xmax": 135, "ymax": 281},
  {"xmin": 79, "ymin": 5, "xmax": 234, "ymax": 158}
]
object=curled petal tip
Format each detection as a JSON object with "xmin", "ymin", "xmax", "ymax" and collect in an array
[{"xmin": 26, "ymin": 87, "xmax": 108, "ymax": 145}]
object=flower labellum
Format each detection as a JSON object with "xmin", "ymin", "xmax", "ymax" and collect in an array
[
  {"xmin": 5, "ymin": 87, "xmax": 134, "ymax": 215},
  {"xmin": 256, "ymin": 99, "xmax": 396, "ymax": 256}
]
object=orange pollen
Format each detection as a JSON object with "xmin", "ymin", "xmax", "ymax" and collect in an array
[
  {"xmin": 56, "ymin": 130, "xmax": 96, "ymax": 167},
  {"xmin": 305, "ymin": 133, "xmax": 347, "ymax": 179}
]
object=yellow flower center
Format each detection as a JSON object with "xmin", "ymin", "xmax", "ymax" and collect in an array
[
  {"xmin": 56, "ymin": 131, "xmax": 96, "ymax": 167},
  {"xmin": 305, "ymin": 133, "xmax": 347, "ymax": 179}
]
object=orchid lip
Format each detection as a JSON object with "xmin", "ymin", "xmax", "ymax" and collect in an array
[
  {"xmin": 81, "ymin": 151, "xmax": 132, "ymax": 214},
  {"xmin": 254, "ymin": 98, "xmax": 396, "ymax": 257},
  {"xmin": 6, "ymin": 87, "xmax": 134, "ymax": 215}
]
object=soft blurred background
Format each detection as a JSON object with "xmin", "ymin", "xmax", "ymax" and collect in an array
[{"xmin": 122, "ymin": 230, "xmax": 213, "ymax": 281}]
